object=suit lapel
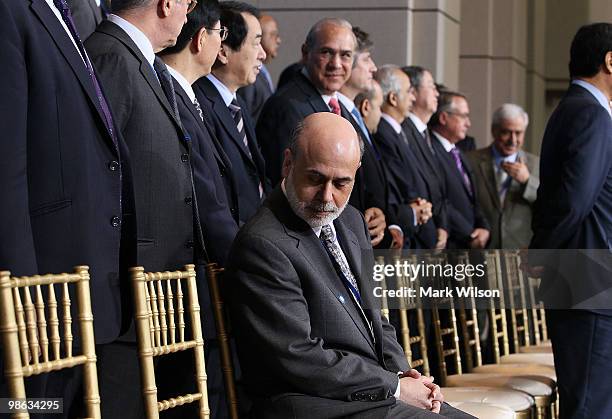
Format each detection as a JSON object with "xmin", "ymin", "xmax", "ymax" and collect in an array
[
  {"xmin": 294, "ymin": 73, "xmax": 331, "ymax": 114},
  {"xmin": 31, "ymin": 0, "xmax": 116, "ymax": 151}
]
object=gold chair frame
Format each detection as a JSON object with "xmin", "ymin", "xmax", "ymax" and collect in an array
[
  {"xmin": 0, "ymin": 267, "xmax": 100, "ymax": 419},
  {"xmin": 130, "ymin": 264, "xmax": 209, "ymax": 419}
]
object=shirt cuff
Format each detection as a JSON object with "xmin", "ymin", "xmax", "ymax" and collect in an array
[
  {"xmin": 388, "ymin": 224, "xmax": 403, "ymax": 234},
  {"xmin": 411, "ymin": 208, "xmax": 418, "ymax": 226},
  {"xmin": 394, "ymin": 371, "xmax": 402, "ymax": 399}
]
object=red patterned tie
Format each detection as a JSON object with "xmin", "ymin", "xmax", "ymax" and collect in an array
[{"xmin": 328, "ymin": 97, "xmax": 341, "ymax": 115}]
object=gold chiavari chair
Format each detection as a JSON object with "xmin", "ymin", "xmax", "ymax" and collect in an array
[
  {"xmin": 0, "ymin": 267, "xmax": 100, "ymax": 419},
  {"xmin": 205, "ymin": 263, "xmax": 239, "ymax": 419},
  {"xmin": 130, "ymin": 264, "xmax": 209, "ymax": 419},
  {"xmin": 379, "ymin": 253, "xmax": 536, "ymax": 418}
]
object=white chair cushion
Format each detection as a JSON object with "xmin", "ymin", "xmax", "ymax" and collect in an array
[
  {"xmin": 500, "ymin": 353, "xmax": 555, "ymax": 366},
  {"xmin": 442, "ymin": 387, "xmax": 533, "ymax": 411},
  {"xmin": 445, "ymin": 373, "xmax": 553, "ymax": 396},
  {"xmin": 447, "ymin": 401, "xmax": 516, "ymax": 418}
]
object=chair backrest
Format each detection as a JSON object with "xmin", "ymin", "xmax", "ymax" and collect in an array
[
  {"xmin": 483, "ymin": 250, "xmax": 510, "ymax": 362},
  {"xmin": 503, "ymin": 251, "xmax": 531, "ymax": 351},
  {"xmin": 454, "ymin": 251, "xmax": 482, "ymax": 372},
  {"xmin": 205, "ymin": 263, "xmax": 239, "ymax": 419},
  {"xmin": 130, "ymin": 264, "xmax": 209, "ymax": 419},
  {"xmin": 0, "ymin": 267, "xmax": 100, "ymax": 419}
]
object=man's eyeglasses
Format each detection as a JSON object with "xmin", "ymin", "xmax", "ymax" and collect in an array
[{"xmin": 206, "ymin": 26, "xmax": 229, "ymax": 41}]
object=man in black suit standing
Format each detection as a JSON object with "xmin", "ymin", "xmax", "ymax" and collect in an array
[
  {"xmin": 85, "ymin": 0, "xmax": 193, "ymax": 416},
  {"xmin": 0, "ymin": 0, "xmax": 135, "ymax": 416},
  {"xmin": 374, "ymin": 65, "xmax": 437, "ymax": 249},
  {"xmin": 238, "ymin": 14, "xmax": 281, "ymax": 122},
  {"xmin": 530, "ymin": 23, "xmax": 612, "ymax": 418},
  {"xmin": 227, "ymin": 112, "xmax": 472, "ymax": 418},
  {"xmin": 402, "ymin": 66, "xmax": 450, "ymax": 249},
  {"xmin": 194, "ymin": 1, "xmax": 269, "ymax": 225},
  {"xmin": 429, "ymin": 92, "xmax": 490, "ymax": 249}
]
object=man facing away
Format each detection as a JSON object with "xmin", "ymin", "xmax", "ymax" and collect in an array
[
  {"xmin": 227, "ymin": 112, "xmax": 474, "ymax": 419},
  {"xmin": 466, "ymin": 103, "xmax": 539, "ymax": 249},
  {"xmin": 530, "ymin": 22, "xmax": 612, "ymax": 418}
]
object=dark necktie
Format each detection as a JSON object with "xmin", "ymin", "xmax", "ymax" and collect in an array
[
  {"xmin": 193, "ymin": 97, "xmax": 204, "ymax": 122},
  {"xmin": 450, "ymin": 147, "xmax": 473, "ymax": 197},
  {"xmin": 228, "ymin": 98, "xmax": 264, "ymax": 198},
  {"xmin": 328, "ymin": 97, "xmax": 341, "ymax": 115},
  {"xmin": 320, "ymin": 225, "xmax": 360, "ymax": 301},
  {"xmin": 422, "ymin": 129, "xmax": 435, "ymax": 155},
  {"xmin": 153, "ymin": 57, "xmax": 181, "ymax": 125},
  {"xmin": 53, "ymin": 0, "xmax": 115, "ymax": 143}
]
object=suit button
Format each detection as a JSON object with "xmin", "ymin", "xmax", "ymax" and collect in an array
[
  {"xmin": 181, "ymin": 153, "xmax": 189, "ymax": 162},
  {"xmin": 185, "ymin": 240, "xmax": 194, "ymax": 249},
  {"xmin": 230, "ymin": 207, "xmax": 237, "ymax": 214},
  {"xmin": 184, "ymin": 196, "xmax": 193, "ymax": 205},
  {"xmin": 369, "ymin": 395, "xmax": 377, "ymax": 401},
  {"xmin": 108, "ymin": 160, "xmax": 120, "ymax": 171},
  {"xmin": 110, "ymin": 216, "xmax": 121, "ymax": 228}
]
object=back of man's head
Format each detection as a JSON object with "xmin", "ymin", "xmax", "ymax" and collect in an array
[
  {"xmin": 111, "ymin": 0, "xmax": 150, "ymax": 14},
  {"xmin": 375, "ymin": 64, "xmax": 402, "ymax": 101},
  {"xmin": 569, "ymin": 23, "xmax": 612, "ymax": 79},
  {"xmin": 159, "ymin": 0, "xmax": 221, "ymax": 55},
  {"xmin": 402, "ymin": 65, "xmax": 427, "ymax": 90},
  {"xmin": 220, "ymin": 1, "xmax": 261, "ymax": 52}
]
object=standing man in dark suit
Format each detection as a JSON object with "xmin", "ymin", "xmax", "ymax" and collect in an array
[
  {"xmin": 227, "ymin": 112, "xmax": 472, "ymax": 419},
  {"xmin": 238, "ymin": 14, "xmax": 281, "ymax": 122},
  {"xmin": 0, "ymin": 0, "xmax": 135, "ymax": 416},
  {"xmin": 194, "ymin": 1, "xmax": 269, "ymax": 225},
  {"xmin": 530, "ymin": 23, "xmax": 612, "ymax": 418},
  {"xmin": 374, "ymin": 65, "xmax": 437, "ymax": 249},
  {"xmin": 85, "ymin": 0, "xmax": 193, "ymax": 416},
  {"xmin": 402, "ymin": 66, "xmax": 450, "ymax": 250},
  {"xmin": 430, "ymin": 92, "xmax": 490, "ymax": 249},
  {"xmin": 466, "ymin": 104, "xmax": 539, "ymax": 249}
]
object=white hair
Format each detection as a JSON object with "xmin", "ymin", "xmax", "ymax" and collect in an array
[{"xmin": 492, "ymin": 103, "xmax": 529, "ymax": 129}]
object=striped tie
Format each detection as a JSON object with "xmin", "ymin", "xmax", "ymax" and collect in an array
[{"xmin": 228, "ymin": 98, "xmax": 264, "ymax": 198}]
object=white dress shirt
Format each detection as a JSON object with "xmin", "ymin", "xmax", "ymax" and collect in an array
[{"xmin": 107, "ymin": 14, "xmax": 156, "ymax": 68}]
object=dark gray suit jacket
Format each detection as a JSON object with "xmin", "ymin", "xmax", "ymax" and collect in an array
[
  {"xmin": 67, "ymin": 0, "xmax": 102, "ymax": 39},
  {"xmin": 227, "ymin": 187, "xmax": 409, "ymax": 418},
  {"xmin": 466, "ymin": 146, "xmax": 539, "ymax": 249},
  {"xmin": 86, "ymin": 21, "xmax": 195, "ymax": 272}
]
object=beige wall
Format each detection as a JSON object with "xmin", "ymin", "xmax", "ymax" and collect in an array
[{"xmin": 243, "ymin": 0, "xmax": 611, "ymax": 154}]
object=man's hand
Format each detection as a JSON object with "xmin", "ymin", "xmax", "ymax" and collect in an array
[
  {"xmin": 470, "ymin": 228, "xmax": 490, "ymax": 249},
  {"xmin": 410, "ymin": 198, "xmax": 432, "ymax": 225},
  {"xmin": 502, "ymin": 160, "xmax": 530, "ymax": 184},
  {"xmin": 398, "ymin": 376, "xmax": 433, "ymax": 410},
  {"xmin": 399, "ymin": 371, "xmax": 444, "ymax": 411},
  {"xmin": 435, "ymin": 228, "xmax": 448, "ymax": 250},
  {"xmin": 389, "ymin": 228, "xmax": 404, "ymax": 249},
  {"xmin": 364, "ymin": 207, "xmax": 386, "ymax": 246}
]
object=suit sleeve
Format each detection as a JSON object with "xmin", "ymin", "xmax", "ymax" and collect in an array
[
  {"xmin": 227, "ymin": 233, "xmax": 400, "ymax": 401},
  {"xmin": 0, "ymin": 5, "xmax": 38, "ymax": 274},
  {"xmin": 531, "ymin": 105, "xmax": 612, "ymax": 249},
  {"xmin": 521, "ymin": 154, "xmax": 540, "ymax": 204},
  {"xmin": 256, "ymin": 95, "xmax": 303, "ymax": 185}
]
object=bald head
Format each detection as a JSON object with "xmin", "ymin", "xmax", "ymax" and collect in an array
[
  {"xmin": 283, "ymin": 113, "xmax": 361, "ymax": 227},
  {"xmin": 260, "ymin": 14, "xmax": 281, "ymax": 61}
]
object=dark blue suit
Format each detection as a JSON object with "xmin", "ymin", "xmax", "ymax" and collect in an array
[
  {"xmin": 530, "ymin": 83, "xmax": 612, "ymax": 418},
  {"xmin": 0, "ymin": 1, "xmax": 135, "ymax": 416},
  {"xmin": 431, "ymin": 137, "xmax": 489, "ymax": 248},
  {"xmin": 194, "ymin": 77, "xmax": 268, "ymax": 224}
]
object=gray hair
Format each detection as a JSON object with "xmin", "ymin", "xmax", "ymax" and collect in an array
[
  {"xmin": 111, "ymin": 0, "xmax": 152, "ymax": 13},
  {"xmin": 375, "ymin": 64, "xmax": 402, "ymax": 100},
  {"xmin": 303, "ymin": 18, "xmax": 355, "ymax": 52},
  {"xmin": 491, "ymin": 103, "xmax": 529, "ymax": 129}
]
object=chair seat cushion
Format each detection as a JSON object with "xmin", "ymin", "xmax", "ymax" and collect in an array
[
  {"xmin": 500, "ymin": 353, "xmax": 555, "ymax": 366},
  {"xmin": 472, "ymin": 363, "xmax": 556, "ymax": 381},
  {"xmin": 519, "ymin": 345, "xmax": 553, "ymax": 354},
  {"xmin": 442, "ymin": 386, "xmax": 534, "ymax": 411},
  {"xmin": 445, "ymin": 373, "xmax": 553, "ymax": 396},
  {"xmin": 447, "ymin": 401, "xmax": 516, "ymax": 418}
]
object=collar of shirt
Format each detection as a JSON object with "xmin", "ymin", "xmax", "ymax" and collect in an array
[
  {"xmin": 572, "ymin": 79, "xmax": 612, "ymax": 117},
  {"xmin": 408, "ymin": 112, "xmax": 428, "ymax": 134},
  {"xmin": 280, "ymin": 179, "xmax": 338, "ymax": 239},
  {"xmin": 44, "ymin": 0, "xmax": 86, "ymax": 63},
  {"xmin": 207, "ymin": 73, "xmax": 236, "ymax": 107},
  {"xmin": 381, "ymin": 113, "xmax": 403, "ymax": 135},
  {"xmin": 491, "ymin": 144, "xmax": 518, "ymax": 168},
  {"xmin": 337, "ymin": 92, "xmax": 356, "ymax": 113},
  {"xmin": 432, "ymin": 131, "xmax": 455, "ymax": 152},
  {"xmin": 108, "ymin": 14, "xmax": 155, "ymax": 68},
  {"xmin": 260, "ymin": 64, "xmax": 274, "ymax": 90},
  {"xmin": 166, "ymin": 65, "xmax": 195, "ymax": 102}
]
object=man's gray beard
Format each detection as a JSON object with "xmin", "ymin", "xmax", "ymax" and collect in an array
[{"xmin": 285, "ymin": 174, "xmax": 349, "ymax": 228}]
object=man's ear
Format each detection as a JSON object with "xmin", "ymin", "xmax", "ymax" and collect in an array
[
  {"xmin": 388, "ymin": 92, "xmax": 398, "ymax": 108},
  {"xmin": 360, "ymin": 99, "xmax": 370, "ymax": 117},
  {"xmin": 217, "ymin": 43, "xmax": 230, "ymax": 65},
  {"xmin": 301, "ymin": 44, "xmax": 309, "ymax": 63},
  {"xmin": 192, "ymin": 27, "xmax": 207, "ymax": 54},
  {"xmin": 281, "ymin": 149, "xmax": 293, "ymax": 179},
  {"xmin": 159, "ymin": 0, "xmax": 172, "ymax": 18},
  {"xmin": 604, "ymin": 51, "xmax": 612, "ymax": 74}
]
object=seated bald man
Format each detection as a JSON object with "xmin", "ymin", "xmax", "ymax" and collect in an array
[{"xmin": 226, "ymin": 113, "xmax": 473, "ymax": 418}]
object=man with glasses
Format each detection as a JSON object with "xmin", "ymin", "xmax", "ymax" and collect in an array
[
  {"xmin": 85, "ymin": 0, "xmax": 193, "ymax": 416},
  {"xmin": 429, "ymin": 91, "xmax": 490, "ymax": 249},
  {"xmin": 402, "ymin": 66, "xmax": 450, "ymax": 250},
  {"xmin": 157, "ymin": 2, "xmax": 238, "ymax": 416},
  {"xmin": 194, "ymin": 1, "xmax": 269, "ymax": 225}
]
